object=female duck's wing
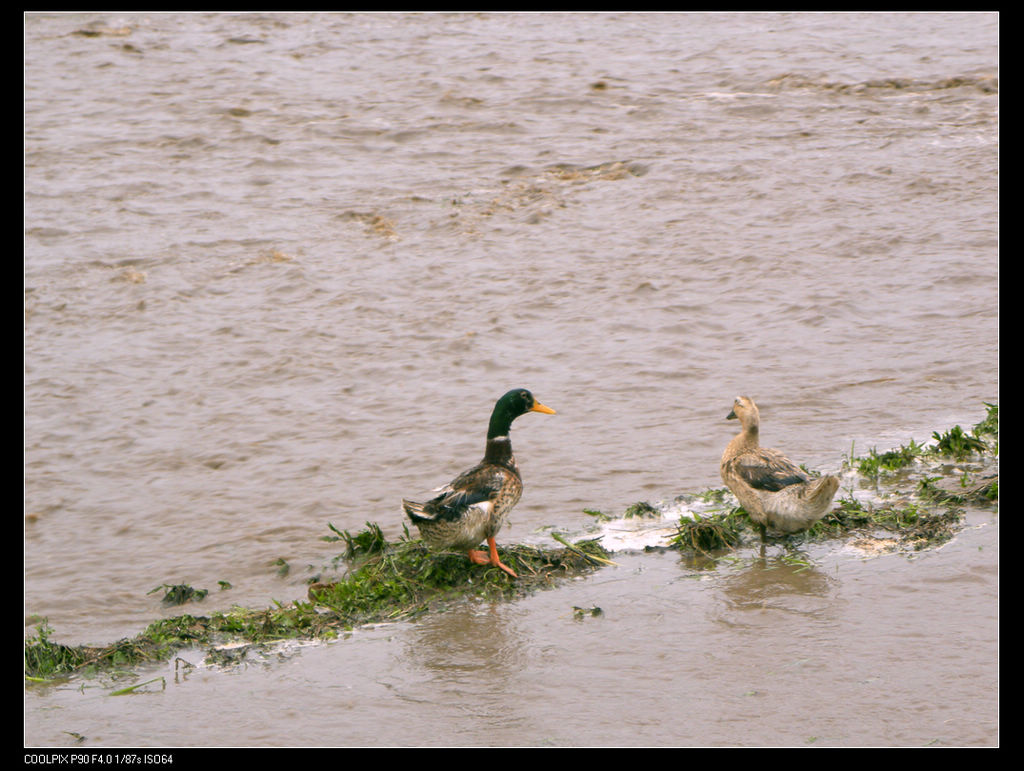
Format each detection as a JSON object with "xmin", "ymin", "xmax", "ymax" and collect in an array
[{"xmin": 730, "ymin": 448, "xmax": 809, "ymax": 492}]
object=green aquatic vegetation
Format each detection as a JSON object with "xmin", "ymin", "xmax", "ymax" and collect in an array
[
  {"xmin": 572, "ymin": 605, "xmax": 603, "ymax": 620},
  {"xmin": 669, "ymin": 510, "xmax": 746, "ymax": 553},
  {"xmin": 24, "ymin": 605, "xmax": 342, "ymax": 682},
  {"xmin": 24, "ymin": 622, "xmax": 88, "ymax": 679},
  {"xmin": 24, "ymin": 526, "xmax": 611, "ymax": 680},
  {"xmin": 814, "ymin": 496, "xmax": 924, "ymax": 530},
  {"xmin": 778, "ymin": 551, "xmax": 815, "ymax": 572},
  {"xmin": 926, "ymin": 402, "xmax": 997, "ymax": 459},
  {"xmin": 25, "ymin": 405, "xmax": 998, "ymax": 680},
  {"xmin": 325, "ymin": 521, "xmax": 388, "ymax": 558},
  {"xmin": 697, "ymin": 487, "xmax": 730, "ymax": 504},
  {"xmin": 110, "ymin": 676, "xmax": 166, "ymax": 696},
  {"xmin": 930, "ymin": 424, "xmax": 988, "ymax": 459},
  {"xmin": 973, "ymin": 402, "xmax": 999, "ymax": 439},
  {"xmin": 917, "ymin": 476, "xmax": 947, "ymax": 502},
  {"xmin": 854, "ymin": 440, "xmax": 927, "ymax": 478},
  {"xmin": 623, "ymin": 501, "xmax": 660, "ymax": 518},
  {"xmin": 848, "ymin": 402, "xmax": 998, "ymax": 479},
  {"xmin": 25, "ymin": 615, "xmax": 206, "ymax": 680},
  {"xmin": 675, "ymin": 496, "xmax": 959, "ymax": 553},
  {"xmin": 549, "ymin": 531, "xmax": 618, "ymax": 566},
  {"xmin": 807, "ymin": 495, "xmax": 963, "ymax": 550},
  {"xmin": 211, "ymin": 601, "xmax": 339, "ymax": 643},
  {"xmin": 309, "ymin": 530, "xmax": 612, "ymax": 625},
  {"xmin": 917, "ymin": 474, "xmax": 999, "ymax": 506},
  {"xmin": 147, "ymin": 583, "xmax": 209, "ymax": 606}
]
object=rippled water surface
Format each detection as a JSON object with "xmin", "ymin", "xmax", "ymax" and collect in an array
[{"xmin": 25, "ymin": 12, "xmax": 998, "ymax": 747}]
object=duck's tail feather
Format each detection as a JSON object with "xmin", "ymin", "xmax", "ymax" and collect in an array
[
  {"xmin": 402, "ymin": 499, "xmax": 434, "ymax": 523},
  {"xmin": 805, "ymin": 475, "xmax": 840, "ymax": 508},
  {"xmin": 769, "ymin": 475, "xmax": 841, "ymax": 533}
]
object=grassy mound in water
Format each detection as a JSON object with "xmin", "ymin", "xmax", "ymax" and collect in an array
[
  {"xmin": 666, "ymin": 402, "xmax": 998, "ymax": 556},
  {"xmin": 847, "ymin": 402, "xmax": 998, "ymax": 479},
  {"xmin": 24, "ymin": 528, "xmax": 611, "ymax": 681},
  {"xmin": 664, "ymin": 489, "xmax": 980, "ymax": 555},
  {"xmin": 24, "ymin": 404, "xmax": 996, "ymax": 680},
  {"xmin": 307, "ymin": 523, "xmax": 613, "ymax": 625}
]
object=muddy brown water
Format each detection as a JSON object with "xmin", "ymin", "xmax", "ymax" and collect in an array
[{"xmin": 25, "ymin": 12, "xmax": 997, "ymax": 747}]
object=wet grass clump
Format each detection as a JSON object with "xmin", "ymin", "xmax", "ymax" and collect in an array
[
  {"xmin": 24, "ymin": 615, "xmax": 218, "ymax": 680},
  {"xmin": 849, "ymin": 402, "xmax": 998, "ymax": 480},
  {"xmin": 24, "ymin": 623, "xmax": 88, "ymax": 680},
  {"xmin": 623, "ymin": 501, "xmax": 660, "ymax": 518},
  {"xmin": 807, "ymin": 496, "xmax": 964, "ymax": 550},
  {"xmin": 917, "ymin": 474, "xmax": 998, "ymax": 506},
  {"xmin": 669, "ymin": 510, "xmax": 746, "ymax": 553},
  {"xmin": 308, "ymin": 526, "xmax": 611, "ymax": 625},
  {"xmin": 148, "ymin": 583, "xmax": 209, "ymax": 606},
  {"xmin": 25, "ymin": 525, "xmax": 610, "ymax": 680},
  {"xmin": 930, "ymin": 424, "xmax": 988, "ymax": 458},
  {"xmin": 324, "ymin": 520, "xmax": 388, "ymax": 558},
  {"xmin": 851, "ymin": 439, "xmax": 927, "ymax": 478},
  {"xmin": 24, "ymin": 606, "xmax": 343, "ymax": 681},
  {"xmin": 973, "ymin": 401, "xmax": 999, "ymax": 440}
]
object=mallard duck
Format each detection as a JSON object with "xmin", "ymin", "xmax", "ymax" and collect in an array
[
  {"xmin": 402, "ymin": 388, "xmax": 556, "ymax": 577},
  {"xmin": 720, "ymin": 396, "xmax": 839, "ymax": 543}
]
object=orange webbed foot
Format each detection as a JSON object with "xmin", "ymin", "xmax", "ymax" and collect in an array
[
  {"xmin": 465, "ymin": 539, "xmax": 518, "ymax": 578},
  {"xmin": 487, "ymin": 536, "xmax": 517, "ymax": 578}
]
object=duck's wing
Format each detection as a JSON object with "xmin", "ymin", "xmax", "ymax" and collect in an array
[
  {"xmin": 730, "ymin": 448, "xmax": 809, "ymax": 492},
  {"xmin": 419, "ymin": 463, "xmax": 510, "ymax": 522}
]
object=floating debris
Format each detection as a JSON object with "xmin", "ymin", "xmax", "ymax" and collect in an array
[{"xmin": 147, "ymin": 583, "xmax": 208, "ymax": 606}]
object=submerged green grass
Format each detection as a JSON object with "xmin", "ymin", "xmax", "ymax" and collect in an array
[
  {"xmin": 807, "ymin": 496, "xmax": 966, "ymax": 550},
  {"xmin": 848, "ymin": 402, "xmax": 998, "ymax": 479},
  {"xmin": 24, "ymin": 528, "xmax": 610, "ymax": 680}
]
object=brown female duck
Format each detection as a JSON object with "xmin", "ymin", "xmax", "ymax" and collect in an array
[{"xmin": 720, "ymin": 396, "xmax": 839, "ymax": 543}]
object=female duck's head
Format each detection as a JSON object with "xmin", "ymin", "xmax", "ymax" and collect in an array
[{"xmin": 726, "ymin": 395, "xmax": 760, "ymax": 431}]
